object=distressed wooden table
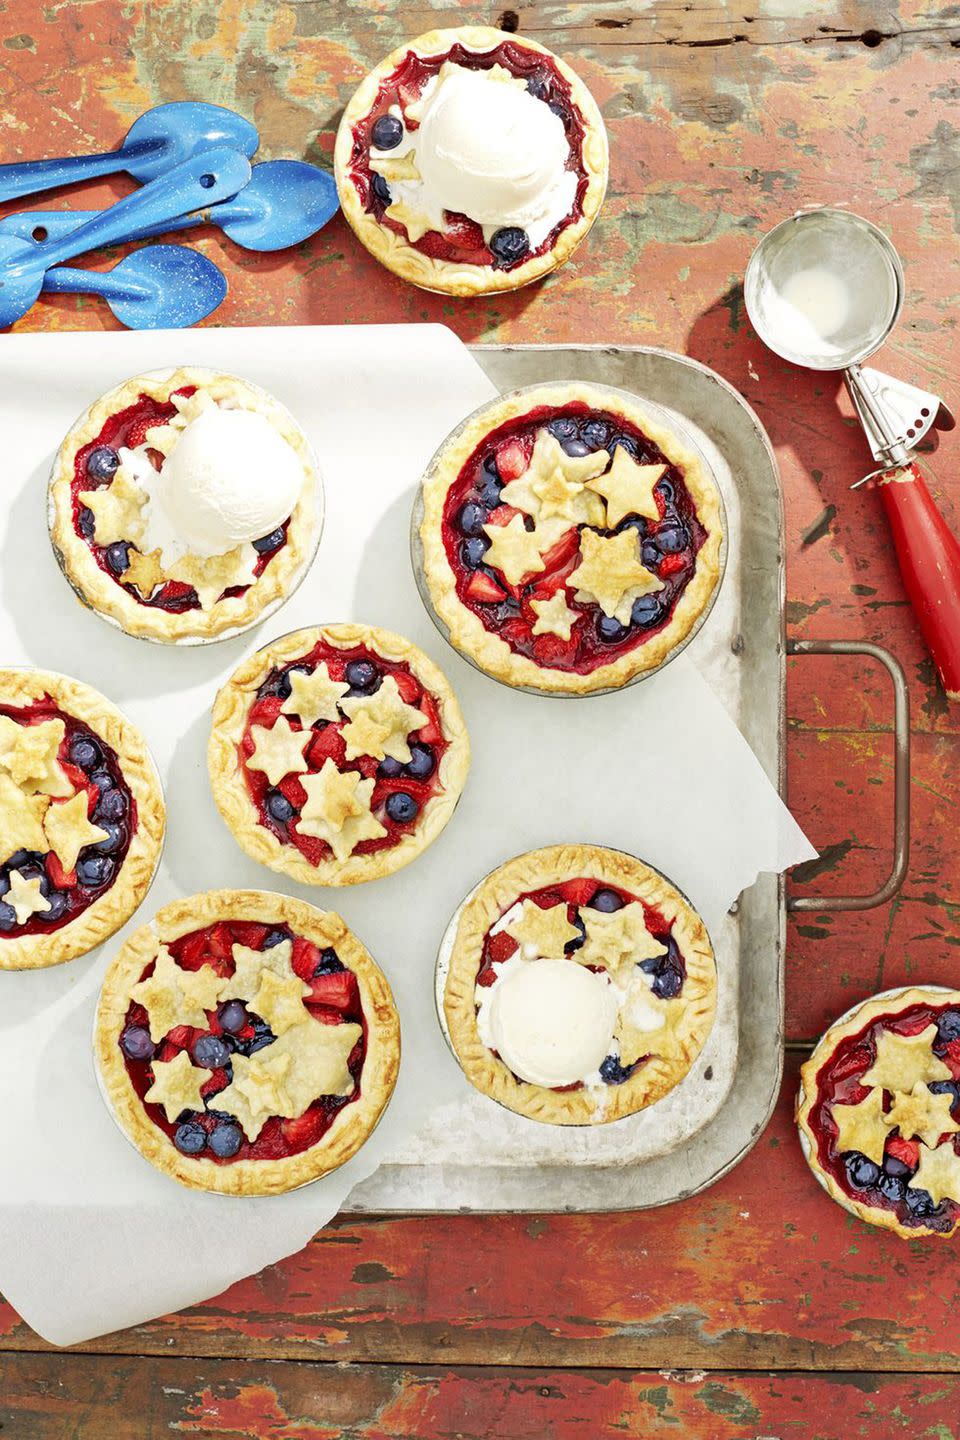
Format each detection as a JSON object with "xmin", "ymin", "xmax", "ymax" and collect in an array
[{"xmin": 2, "ymin": 2, "xmax": 960, "ymax": 1436}]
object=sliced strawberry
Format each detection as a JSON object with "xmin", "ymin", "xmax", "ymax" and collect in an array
[
  {"xmin": 290, "ymin": 828, "xmax": 329, "ymax": 868},
  {"xmin": 248, "ymin": 696, "xmax": 285, "ymax": 728},
  {"xmin": 281, "ymin": 1108, "xmax": 329, "ymax": 1149},
  {"xmin": 309, "ymin": 1004, "xmax": 350, "ymax": 1027},
  {"xmin": 45, "ymin": 852, "xmax": 76, "ymax": 889},
  {"xmin": 496, "ymin": 438, "xmax": 528, "ymax": 481},
  {"xmin": 177, "ymin": 930, "xmax": 211, "ymax": 971},
  {"xmin": 306, "ymin": 726, "xmax": 346, "ymax": 770},
  {"xmin": 538, "ymin": 527, "xmax": 580, "ymax": 575},
  {"xmin": 206, "ymin": 923, "xmax": 235, "ymax": 961},
  {"xmin": 308, "ymin": 970, "xmax": 358, "ymax": 1012},
  {"xmin": 158, "ymin": 579, "xmax": 195, "ymax": 603},
  {"xmin": 166, "ymin": 1024, "xmax": 195, "ymax": 1051},
  {"xmin": 230, "ymin": 922, "xmax": 268, "ymax": 950},
  {"xmin": 443, "ymin": 212, "xmax": 485, "ymax": 251},
  {"xmin": 532, "ymin": 632, "xmax": 572, "ymax": 668},
  {"xmin": 942, "ymin": 1038, "xmax": 960, "ymax": 1078},
  {"xmin": 291, "ymin": 936, "xmax": 321, "ymax": 981},
  {"xmin": 59, "ymin": 760, "xmax": 89, "ymax": 792},
  {"xmin": 392, "ymin": 669, "xmax": 423, "ymax": 704},
  {"xmin": 397, "ymin": 79, "xmax": 422, "ymax": 115},
  {"xmin": 886, "ymin": 1135, "xmax": 920, "ymax": 1169},
  {"xmin": 124, "ymin": 415, "xmax": 156, "ymax": 450},
  {"xmin": 659, "ymin": 553, "xmax": 686, "ymax": 577},
  {"xmin": 465, "ymin": 571, "xmax": 506, "ymax": 605},
  {"xmin": 200, "ymin": 1069, "xmax": 229, "ymax": 1099},
  {"xmin": 487, "ymin": 931, "xmax": 518, "ymax": 965},
  {"xmin": 413, "ymin": 693, "xmax": 443, "ymax": 746},
  {"xmin": 485, "ymin": 503, "xmax": 521, "ymax": 528},
  {"xmin": 278, "ymin": 774, "xmax": 308, "ymax": 809},
  {"xmin": 563, "ymin": 878, "xmax": 603, "ymax": 906},
  {"xmin": 500, "ymin": 618, "xmax": 529, "ymax": 647}
]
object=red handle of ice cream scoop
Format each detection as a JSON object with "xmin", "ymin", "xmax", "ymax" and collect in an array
[{"xmin": 876, "ymin": 460, "xmax": 960, "ymax": 698}]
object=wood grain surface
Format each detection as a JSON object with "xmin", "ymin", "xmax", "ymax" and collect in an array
[{"xmin": 1, "ymin": 1, "xmax": 959, "ymax": 1435}]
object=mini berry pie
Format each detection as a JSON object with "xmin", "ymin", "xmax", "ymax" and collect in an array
[
  {"xmin": 49, "ymin": 367, "xmax": 322, "ymax": 644},
  {"xmin": 95, "ymin": 890, "xmax": 400, "ymax": 1195},
  {"xmin": 334, "ymin": 26, "xmax": 608, "ymax": 296},
  {"xmin": 208, "ymin": 624, "xmax": 470, "ymax": 886},
  {"xmin": 797, "ymin": 986, "xmax": 960, "ymax": 1239},
  {"xmin": 0, "ymin": 668, "xmax": 164, "ymax": 969},
  {"xmin": 416, "ymin": 383, "xmax": 724, "ymax": 694},
  {"xmin": 441, "ymin": 844, "xmax": 716, "ymax": 1125}
]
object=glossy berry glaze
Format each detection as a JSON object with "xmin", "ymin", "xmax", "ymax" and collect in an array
[
  {"xmin": 243, "ymin": 637, "xmax": 448, "ymax": 867},
  {"xmin": 809, "ymin": 1000, "xmax": 960, "ymax": 1233},
  {"xmin": 71, "ymin": 387, "xmax": 289, "ymax": 612},
  {"xmin": 347, "ymin": 39, "xmax": 589, "ymax": 270},
  {"xmin": 475, "ymin": 877, "xmax": 687, "ymax": 1090},
  {"xmin": 441, "ymin": 404, "xmax": 707, "ymax": 674},
  {"xmin": 0, "ymin": 698, "xmax": 135, "ymax": 938},
  {"xmin": 120, "ymin": 920, "xmax": 367, "ymax": 1164}
]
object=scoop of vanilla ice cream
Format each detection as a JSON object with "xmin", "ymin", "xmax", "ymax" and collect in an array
[
  {"xmin": 480, "ymin": 957, "xmax": 619, "ymax": 1088},
  {"xmin": 415, "ymin": 66, "xmax": 570, "ymax": 229},
  {"xmin": 144, "ymin": 407, "xmax": 303, "ymax": 564}
]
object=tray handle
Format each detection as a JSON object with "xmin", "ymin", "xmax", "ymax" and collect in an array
[{"xmin": 786, "ymin": 639, "xmax": 910, "ymax": 912}]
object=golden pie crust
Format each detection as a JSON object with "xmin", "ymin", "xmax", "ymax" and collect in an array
[
  {"xmin": 208, "ymin": 624, "xmax": 470, "ymax": 886},
  {"xmin": 48, "ymin": 367, "xmax": 322, "ymax": 644},
  {"xmin": 417, "ymin": 383, "xmax": 725, "ymax": 694},
  {"xmin": 443, "ymin": 843, "xmax": 717, "ymax": 1125},
  {"xmin": 797, "ymin": 985, "xmax": 960, "ymax": 1240},
  {"xmin": 94, "ymin": 888, "xmax": 400, "ymax": 1196},
  {"xmin": 334, "ymin": 26, "xmax": 609, "ymax": 297},
  {"xmin": 0, "ymin": 668, "xmax": 165, "ymax": 970}
]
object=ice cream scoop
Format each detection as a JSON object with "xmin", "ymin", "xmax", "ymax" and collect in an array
[{"xmin": 477, "ymin": 956, "xmax": 618, "ymax": 1087}]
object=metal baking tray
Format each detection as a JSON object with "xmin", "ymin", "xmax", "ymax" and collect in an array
[{"xmin": 347, "ymin": 343, "xmax": 909, "ymax": 1214}]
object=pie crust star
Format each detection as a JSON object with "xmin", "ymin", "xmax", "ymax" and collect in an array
[
  {"xmin": 385, "ymin": 199, "xmax": 434, "ymax": 242},
  {"xmin": 0, "ymin": 715, "xmax": 65, "ymax": 788},
  {"xmin": 482, "ymin": 513, "xmax": 547, "ymax": 587},
  {"xmin": 370, "ymin": 150, "xmax": 421, "ymax": 182},
  {"xmin": 5, "ymin": 869, "xmax": 52, "ymax": 924},
  {"xmin": 226, "ymin": 938, "xmax": 297, "ymax": 1006},
  {"xmin": 144, "ymin": 1050, "xmax": 212, "ymax": 1124},
  {"xmin": 249, "ymin": 967, "xmax": 311, "ymax": 1037},
  {"xmin": 830, "ymin": 1084, "xmax": 889, "ymax": 1165},
  {"xmin": 884, "ymin": 1082, "xmax": 960, "ymax": 1149},
  {"xmin": 340, "ymin": 677, "xmax": 427, "ymax": 765},
  {"xmin": 78, "ymin": 470, "xmax": 147, "ymax": 546},
  {"xmin": 616, "ymin": 985, "xmax": 688, "ymax": 1067},
  {"xmin": 504, "ymin": 899, "xmax": 580, "ymax": 960},
  {"xmin": 586, "ymin": 449, "xmax": 667, "ymax": 527},
  {"xmin": 217, "ymin": 1049, "xmax": 294, "ymax": 1141},
  {"xmin": 341, "ymin": 709, "xmax": 394, "ymax": 763},
  {"xmin": 167, "ymin": 544, "xmax": 259, "ymax": 610},
  {"xmin": 123, "ymin": 547, "xmax": 167, "ymax": 600},
  {"xmin": 246, "ymin": 715, "xmax": 310, "ymax": 787},
  {"xmin": 500, "ymin": 429, "xmax": 609, "ymax": 528},
  {"xmin": 908, "ymin": 1139, "xmax": 960, "ymax": 1207},
  {"xmin": 130, "ymin": 947, "xmax": 226, "ymax": 1043},
  {"xmin": 42, "ymin": 790, "xmax": 109, "ymax": 872},
  {"xmin": 861, "ymin": 1024, "xmax": 952, "ymax": 1092},
  {"xmin": 297, "ymin": 758, "xmax": 387, "ymax": 862},
  {"xmin": 530, "ymin": 589, "xmax": 580, "ymax": 641},
  {"xmin": 0, "ymin": 773, "xmax": 51, "ymax": 861},
  {"xmin": 281, "ymin": 663, "xmax": 350, "ymax": 729},
  {"xmin": 577, "ymin": 902, "xmax": 669, "ymax": 976},
  {"xmin": 268, "ymin": 1016, "xmax": 363, "ymax": 1111},
  {"xmin": 569, "ymin": 528, "xmax": 664, "ymax": 625}
]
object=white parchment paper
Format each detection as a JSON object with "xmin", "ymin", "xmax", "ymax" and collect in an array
[{"xmin": 0, "ymin": 325, "xmax": 813, "ymax": 1346}]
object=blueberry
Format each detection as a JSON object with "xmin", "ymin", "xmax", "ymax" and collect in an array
[
  {"xmin": 846, "ymin": 1153, "xmax": 881, "ymax": 1189},
  {"xmin": 85, "ymin": 446, "xmax": 119, "ymax": 482},
  {"xmin": 91, "ymin": 823, "xmax": 124, "ymax": 855},
  {"xmin": 481, "ymin": 453, "xmax": 501, "ymax": 483},
  {"xmin": 656, "ymin": 478, "xmax": 675, "ymax": 503},
  {"xmin": 120, "ymin": 1026, "xmax": 155, "ymax": 1061},
  {"xmin": 526, "ymin": 74, "xmax": 549, "ymax": 101},
  {"xmin": 105, "ymin": 541, "xmax": 130, "ymax": 576},
  {"xmin": 69, "ymin": 735, "xmax": 101, "ymax": 770},
  {"xmin": 904, "ymin": 1185, "xmax": 936, "ymax": 1217},
  {"xmin": 76, "ymin": 854, "xmax": 114, "ymax": 888},
  {"xmin": 378, "ymin": 756, "xmax": 404, "ymax": 779},
  {"xmin": 652, "ymin": 966, "xmax": 683, "ymax": 999},
  {"xmin": 656, "ymin": 524, "xmax": 688, "ymax": 554},
  {"xmin": 266, "ymin": 789, "xmax": 295, "ymax": 823},
  {"xmin": 490, "ymin": 598, "xmax": 522, "ymax": 625},
  {"xmin": 174, "ymin": 1121, "xmax": 207, "ymax": 1156},
  {"xmin": 548, "ymin": 99, "xmax": 569, "ymax": 125},
  {"xmin": 489, "ymin": 226, "xmax": 530, "ymax": 268},
  {"xmin": 929, "ymin": 1080, "xmax": 960, "ymax": 1106},
  {"xmin": 582, "ymin": 419, "xmax": 611, "ymax": 449},
  {"xmin": 193, "ymin": 1034, "xmax": 231, "ymax": 1069},
  {"xmin": 599, "ymin": 1055, "xmax": 635, "ymax": 1085},
  {"xmin": 564, "ymin": 914, "xmax": 587, "ymax": 954},
  {"xmin": 218, "ymin": 1000, "xmax": 247, "ymax": 1034},
  {"xmin": 252, "ymin": 527, "xmax": 285, "ymax": 554},
  {"xmin": 371, "ymin": 172, "xmax": 391, "ymax": 205},
  {"xmin": 0, "ymin": 873, "xmax": 7, "ymax": 897},
  {"xmin": 314, "ymin": 948, "xmax": 345, "ymax": 976},
  {"xmin": 884, "ymin": 1154, "xmax": 912, "ymax": 1179},
  {"xmin": 879, "ymin": 1172, "xmax": 906, "ymax": 1204},
  {"xmin": 96, "ymin": 788, "xmax": 127, "ymax": 824},
  {"xmin": 598, "ymin": 615, "xmax": 629, "ymax": 644},
  {"xmin": 78, "ymin": 505, "xmax": 95, "ymax": 539},
  {"xmin": 459, "ymin": 503, "xmax": 487, "ymax": 537},
  {"xmin": 937, "ymin": 1010, "xmax": 960, "ymax": 1044},
  {"xmin": 548, "ymin": 417, "xmax": 579, "ymax": 441},
  {"xmin": 385, "ymin": 791, "xmax": 419, "ymax": 824},
  {"xmin": 0, "ymin": 901, "xmax": 15, "ymax": 932},
  {"xmin": 477, "ymin": 476, "xmax": 502, "ymax": 509},
  {"xmin": 41, "ymin": 890, "xmax": 68, "ymax": 922},
  {"xmin": 371, "ymin": 113, "xmax": 404, "ymax": 150},
  {"xmin": 89, "ymin": 769, "xmax": 114, "ymax": 794},
  {"xmin": 562, "ymin": 438, "xmax": 592, "ymax": 457},
  {"xmin": 345, "ymin": 659, "xmax": 380, "ymax": 694},
  {"xmin": 248, "ymin": 1032, "xmax": 275, "ymax": 1055},
  {"xmin": 251, "ymin": 1015, "xmax": 273, "ymax": 1037},
  {"xmin": 263, "ymin": 929, "xmax": 289, "ymax": 949},
  {"xmin": 610, "ymin": 434, "xmax": 640, "ymax": 460},
  {"xmin": 461, "ymin": 537, "xmax": 488, "ymax": 569},
  {"xmin": 590, "ymin": 888, "xmax": 623, "ymax": 913},
  {"xmin": 631, "ymin": 595, "xmax": 662, "ymax": 628},
  {"xmin": 406, "ymin": 743, "xmax": 435, "ymax": 780},
  {"xmin": 209, "ymin": 1122, "xmax": 243, "ymax": 1158},
  {"xmin": 641, "ymin": 541, "xmax": 660, "ymax": 568}
]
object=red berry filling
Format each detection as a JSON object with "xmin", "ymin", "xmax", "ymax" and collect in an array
[
  {"xmin": 119, "ymin": 920, "xmax": 367, "ymax": 1164},
  {"xmin": 810, "ymin": 1001, "xmax": 960, "ymax": 1232},
  {"xmin": 348, "ymin": 39, "xmax": 589, "ymax": 271},
  {"xmin": 72, "ymin": 387, "xmax": 289, "ymax": 613},
  {"xmin": 241, "ymin": 637, "xmax": 448, "ymax": 867},
  {"xmin": 0, "ymin": 697, "xmax": 136, "ymax": 938},
  {"xmin": 441, "ymin": 404, "xmax": 708, "ymax": 675}
]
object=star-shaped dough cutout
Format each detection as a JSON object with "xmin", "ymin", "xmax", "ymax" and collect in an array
[
  {"xmin": 340, "ymin": 677, "xmax": 427, "ymax": 765},
  {"xmin": 0, "ymin": 773, "xmax": 51, "ymax": 862},
  {"xmin": 530, "ymin": 589, "xmax": 580, "ymax": 641},
  {"xmin": 616, "ymin": 985, "xmax": 688, "ymax": 1068},
  {"xmin": 570, "ymin": 528, "xmax": 664, "ymax": 625},
  {"xmin": 504, "ymin": 899, "xmax": 580, "ymax": 960},
  {"xmin": 268, "ymin": 1016, "xmax": 363, "ymax": 1111},
  {"xmin": 884, "ymin": 1081, "xmax": 960, "ymax": 1149},
  {"xmin": 144, "ymin": 1050, "xmax": 212, "ymax": 1124},
  {"xmin": 341, "ymin": 709, "xmax": 394, "ymax": 763},
  {"xmin": 78, "ymin": 470, "xmax": 147, "ymax": 546},
  {"xmin": 298, "ymin": 759, "xmax": 387, "ymax": 862},
  {"xmin": 167, "ymin": 543, "xmax": 259, "ymax": 610},
  {"xmin": 831, "ymin": 1085, "xmax": 889, "ymax": 1165},
  {"xmin": 130, "ymin": 947, "xmax": 226, "ymax": 1043},
  {"xmin": 586, "ymin": 450, "xmax": 667, "ymax": 528},
  {"xmin": 861, "ymin": 1024, "xmax": 952, "ymax": 1092},
  {"xmin": 577, "ymin": 903, "xmax": 669, "ymax": 976},
  {"xmin": 482, "ymin": 514, "xmax": 547, "ymax": 587},
  {"xmin": 217, "ymin": 1049, "xmax": 294, "ymax": 1141},
  {"xmin": 42, "ymin": 791, "xmax": 109, "ymax": 872},
  {"xmin": 280, "ymin": 664, "xmax": 349, "ymax": 729},
  {"xmin": 5, "ymin": 869, "xmax": 52, "ymax": 924},
  {"xmin": 249, "ymin": 968, "xmax": 310, "ymax": 1037},
  {"xmin": 908, "ymin": 1139, "xmax": 960, "ymax": 1207},
  {"xmin": 124, "ymin": 547, "xmax": 167, "ymax": 599},
  {"xmin": 0, "ymin": 716, "xmax": 64, "ymax": 788},
  {"xmin": 385, "ymin": 199, "xmax": 434, "ymax": 241},
  {"xmin": 246, "ymin": 716, "xmax": 310, "ymax": 787},
  {"xmin": 369, "ymin": 150, "xmax": 421, "ymax": 182},
  {"xmin": 500, "ymin": 430, "xmax": 609, "ymax": 529},
  {"xmin": 226, "ymin": 938, "xmax": 297, "ymax": 1006}
]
